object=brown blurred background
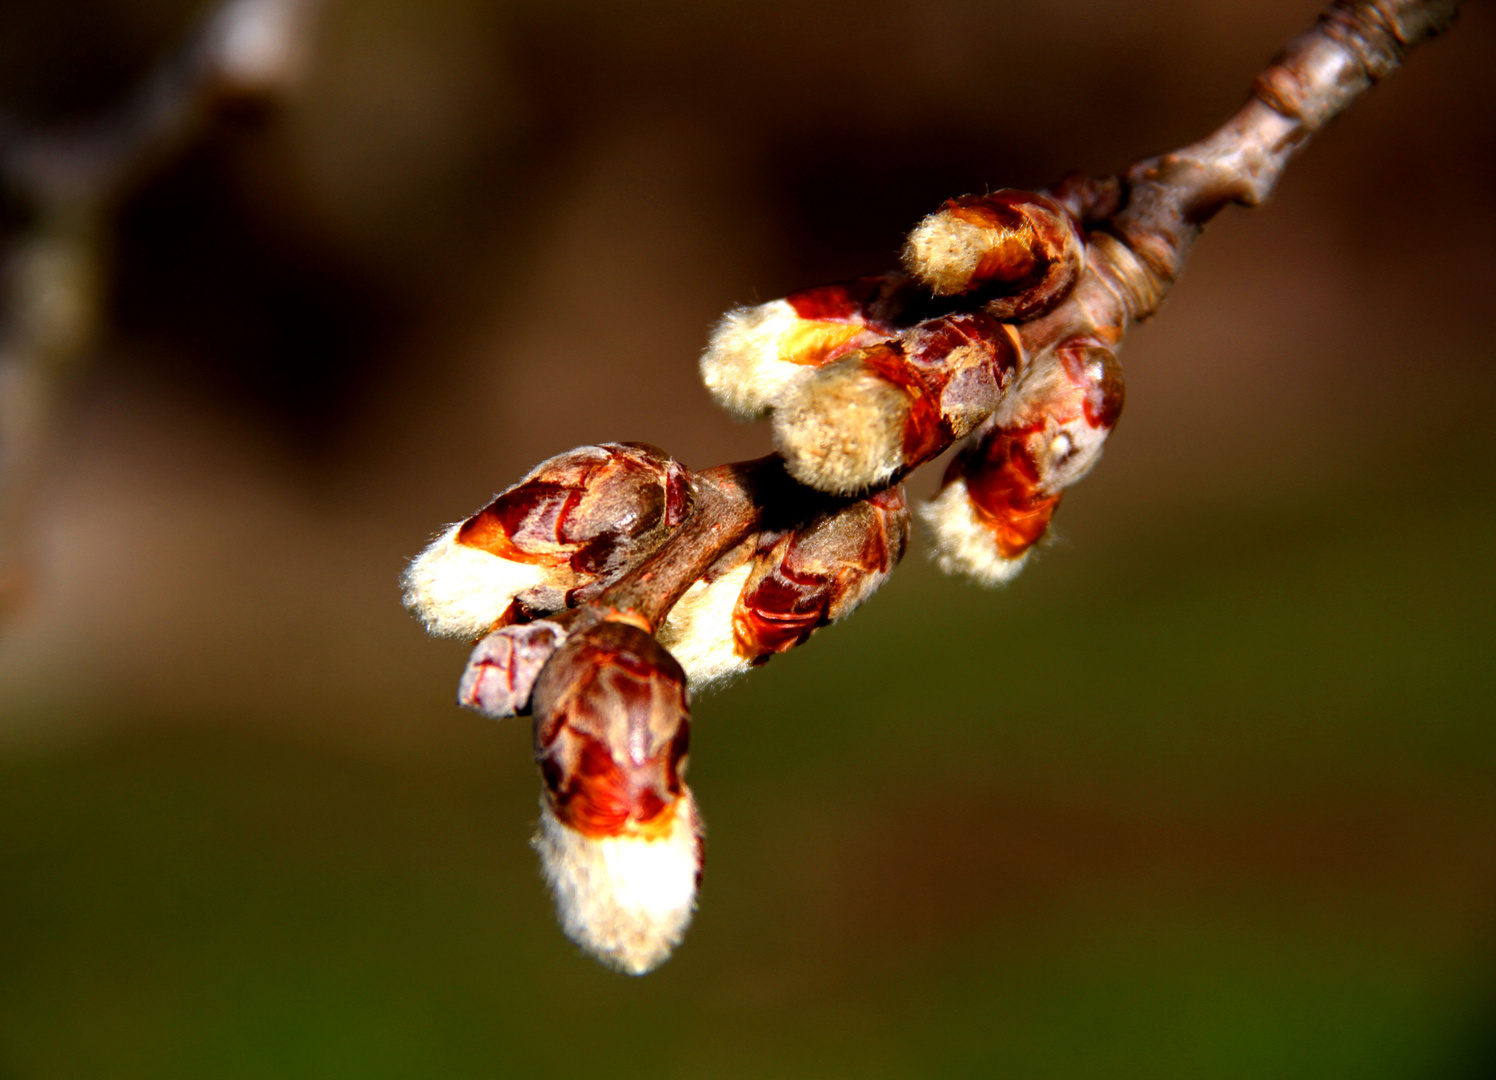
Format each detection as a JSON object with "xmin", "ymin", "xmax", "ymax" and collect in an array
[{"xmin": 1, "ymin": 0, "xmax": 1494, "ymax": 1076}]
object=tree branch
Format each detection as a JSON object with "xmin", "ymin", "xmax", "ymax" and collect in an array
[
  {"xmin": 554, "ymin": 0, "xmax": 1461, "ymax": 644},
  {"xmin": 0, "ymin": 0, "xmax": 322, "ymax": 620},
  {"xmin": 1029, "ymin": 0, "xmax": 1462, "ymax": 351}
]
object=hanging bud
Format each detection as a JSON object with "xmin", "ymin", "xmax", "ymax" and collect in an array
[
  {"xmin": 699, "ymin": 274, "xmax": 913, "ymax": 418},
  {"xmin": 530, "ymin": 621, "xmax": 701, "ymax": 975},
  {"xmin": 902, "ymin": 190, "xmax": 1084, "ymax": 319},
  {"xmin": 921, "ymin": 435, "xmax": 1058, "ymax": 585},
  {"xmin": 657, "ymin": 488, "xmax": 910, "ymax": 688},
  {"xmin": 923, "ymin": 337, "xmax": 1125, "ymax": 584},
  {"xmin": 402, "ymin": 443, "xmax": 692, "ymax": 639},
  {"xmin": 773, "ymin": 311, "xmax": 1020, "ymax": 494}
]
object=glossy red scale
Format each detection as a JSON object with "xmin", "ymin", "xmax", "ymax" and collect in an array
[
  {"xmin": 459, "ymin": 453, "xmax": 678, "ymax": 573},
  {"xmin": 459, "ymin": 481, "xmax": 572, "ymax": 564},
  {"xmin": 569, "ymin": 482, "xmax": 666, "ymax": 574},
  {"xmin": 734, "ymin": 605, "xmax": 827, "ymax": 657},
  {"xmin": 663, "ymin": 465, "xmax": 691, "ymax": 528},
  {"xmin": 903, "ymin": 310, "xmax": 1006, "ymax": 365},
  {"xmin": 786, "ymin": 276, "xmax": 888, "ymax": 322},
  {"xmin": 902, "ymin": 313, "xmax": 1019, "ymax": 461},
  {"xmin": 551, "ymin": 732, "xmax": 680, "ymax": 838},
  {"xmin": 857, "ymin": 344, "xmax": 948, "ymax": 466},
  {"xmin": 733, "ymin": 556, "xmax": 837, "ymax": 656},
  {"xmin": 1057, "ymin": 339, "xmax": 1125, "ymax": 430},
  {"xmin": 961, "ymin": 434, "xmax": 1062, "ymax": 558},
  {"xmin": 941, "ymin": 194, "xmax": 1041, "ymax": 287}
]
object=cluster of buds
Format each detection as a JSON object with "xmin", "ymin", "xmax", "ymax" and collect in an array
[
  {"xmin": 404, "ymin": 186, "xmax": 1129, "ymax": 974},
  {"xmin": 403, "ymin": 445, "xmax": 910, "ymax": 972},
  {"xmin": 397, "ymin": 0, "xmax": 1472, "ymax": 976},
  {"xmin": 701, "ymin": 190, "xmax": 1114, "ymax": 502}
]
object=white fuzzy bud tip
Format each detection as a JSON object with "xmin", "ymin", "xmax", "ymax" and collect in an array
[
  {"xmin": 773, "ymin": 359, "xmax": 909, "ymax": 494},
  {"xmin": 920, "ymin": 477, "xmax": 1030, "ymax": 586},
  {"xmin": 903, "ymin": 212, "xmax": 998, "ymax": 296},
  {"xmin": 656, "ymin": 560, "xmax": 756, "ymax": 691},
  {"xmin": 700, "ymin": 300, "xmax": 870, "ymax": 418},
  {"xmin": 533, "ymin": 793, "xmax": 703, "ymax": 975},
  {"xmin": 401, "ymin": 523, "xmax": 548, "ymax": 639}
]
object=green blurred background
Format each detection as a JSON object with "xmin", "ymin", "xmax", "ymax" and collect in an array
[{"xmin": 1, "ymin": 0, "xmax": 1494, "ymax": 1076}]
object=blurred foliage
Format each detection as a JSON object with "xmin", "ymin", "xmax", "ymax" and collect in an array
[{"xmin": 2, "ymin": 474, "xmax": 1493, "ymax": 1078}]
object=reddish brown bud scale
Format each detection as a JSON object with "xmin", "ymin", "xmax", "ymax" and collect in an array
[
  {"xmin": 902, "ymin": 311, "xmax": 1022, "ymax": 456},
  {"xmin": 457, "ymin": 481, "xmax": 573, "ymax": 567},
  {"xmin": 532, "ymin": 621, "xmax": 691, "ymax": 841},
  {"xmin": 951, "ymin": 435, "xmax": 1062, "ymax": 559},
  {"xmin": 732, "ymin": 488, "xmax": 909, "ymax": 660},
  {"xmin": 854, "ymin": 342, "xmax": 946, "ymax": 466},
  {"xmin": 459, "ymin": 442, "xmax": 690, "ymax": 577},
  {"xmin": 731, "ymin": 529, "xmax": 834, "ymax": 658},
  {"xmin": 942, "ymin": 196, "xmax": 1041, "ymax": 281},
  {"xmin": 548, "ymin": 732, "xmax": 681, "ymax": 839},
  {"xmin": 457, "ymin": 620, "xmax": 567, "ymax": 719},
  {"xmin": 923, "ymin": 336, "xmax": 1125, "ymax": 582},
  {"xmin": 1058, "ymin": 337, "xmax": 1126, "ymax": 431},
  {"xmin": 783, "ymin": 273, "xmax": 913, "ymax": 331}
]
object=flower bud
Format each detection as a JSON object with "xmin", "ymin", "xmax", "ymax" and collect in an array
[
  {"xmin": 699, "ymin": 274, "xmax": 913, "ymax": 418},
  {"xmin": 656, "ymin": 489, "xmax": 910, "ymax": 688},
  {"xmin": 456, "ymin": 620, "xmax": 567, "ymax": 719},
  {"xmin": 923, "ymin": 338, "xmax": 1124, "ymax": 584},
  {"xmin": 733, "ymin": 487, "xmax": 910, "ymax": 658},
  {"xmin": 921, "ymin": 437, "xmax": 1059, "ymax": 585},
  {"xmin": 902, "ymin": 190, "xmax": 1084, "ymax": 318},
  {"xmin": 530, "ymin": 621, "xmax": 700, "ymax": 974},
  {"xmin": 402, "ymin": 443, "xmax": 691, "ymax": 639},
  {"xmin": 772, "ymin": 312, "xmax": 1020, "ymax": 494}
]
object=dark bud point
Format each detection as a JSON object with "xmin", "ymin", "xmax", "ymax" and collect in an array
[{"xmin": 457, "ymin": 620, "xmax": 567, "ymax": 719}]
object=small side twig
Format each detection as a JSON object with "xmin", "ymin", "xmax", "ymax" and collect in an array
[{"xmin": 0, "ymin": 0, "xmax": 322, "ymax": 621}]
